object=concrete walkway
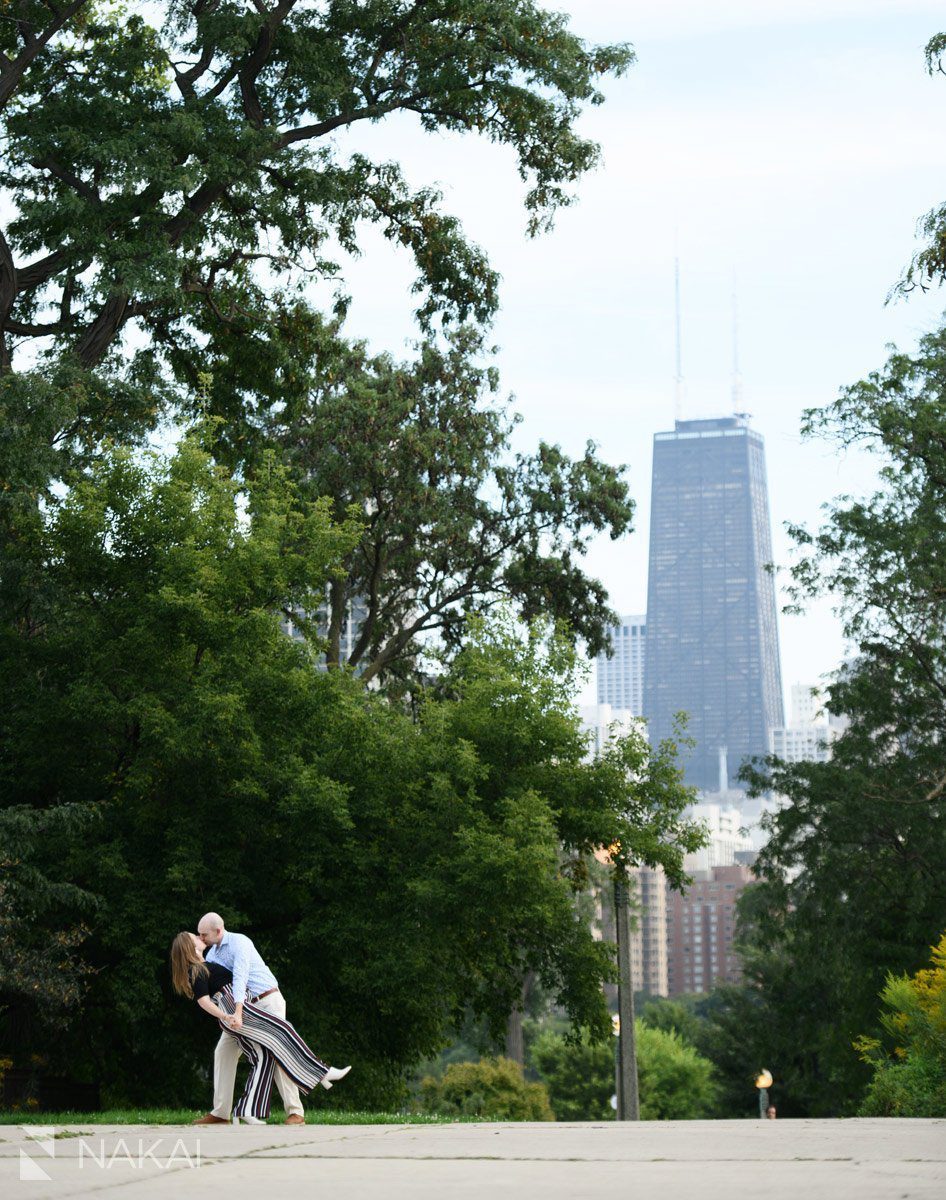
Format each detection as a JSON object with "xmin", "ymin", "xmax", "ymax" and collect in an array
[{"xmin": 3, "ymin": 1118, "xmax": 944, "ymax": 1199}]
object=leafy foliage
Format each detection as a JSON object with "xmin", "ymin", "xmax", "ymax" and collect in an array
[
  {"xmin": 418, "ymin": 1056, "xmax": 554, "ymax": 1120},
  {"xmin": 0, "ymin": 806, "xmax": 99, "ymax": 1029},
  {"xmin": 898, "ymin": 32, "xmax": 946, "ymax": 291},
  {"xmin": 529, "ymin": 1028, "xmax": 614, "ymax": 1120},
  {"xmin": 856, "ymin": 933, "xmax": 946, "ymax": 1117},
  {"xmin": 256, "ymin": 319, "xmax": 634, "ymax": 682},
  {"xmin": 530, "ymin": 1022, "xmax": 717, "ymax": 1121},
  {"xmin": 0, "ymin": 389, "xmax": 698, "ymax": 1108},
  {"xmin": 635, "ymin": 1023, "xmax": 718, "ymax": 1120},
  {"xmin": 738, "ymin": 327, "xmax": 946, "ymax": 1114},
  {"xmin": 0, "ymin": 0, "xmax": 633, "ymax": 370}
]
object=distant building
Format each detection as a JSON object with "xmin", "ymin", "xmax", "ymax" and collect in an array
[
  {"xmin": 643, "ymin": 415, "xmax": 784, "ymax": 792},
  {"xmin": 629, "ymin": 866, "xmax": 669, "ymax": 997},
  {"xmin": 283, "ymin": 591, "xmax": 368, "ymax": 670},
  {"xmin": 769, "ymin": 682, "xmax": 842, "ymax": 764},
  {"xmin": 769, "ymin": 725, "xmax": 832, "ymax": 763},
  {"xmin": 594, "ymin": 863, "xmax": 669, "ymax": 999},
  {"xmin": 666, "ymin": 863, "xmax": 754, "ymax": 996},
  {"xmin": 788, "ymin": 682, "xmax": 823, "ymax": 727},
  {"xmin": 684, "ymin": 802, "xmax": 753, "ymax": 873},
  {"xmin": 579, "ymin": 703, "xmax": 639, "ymax": 758},
  {"xmin": 596, "ymin": 615, "xmax": 646, "ymax": 716}
]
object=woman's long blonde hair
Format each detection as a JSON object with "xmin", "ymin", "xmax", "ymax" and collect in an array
[{"xmin": 170, "ymin": 931, "xmax": 209, "ymax": 999}]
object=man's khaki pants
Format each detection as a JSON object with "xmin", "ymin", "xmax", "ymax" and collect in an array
[{"xmin": 211, "ymin": 991, "xmax": 304, "ymax": 1119}]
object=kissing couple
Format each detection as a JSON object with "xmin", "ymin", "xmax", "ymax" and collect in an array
[{"xmin": 170, "ymin": 911, "xmax": 350, "ymax": 1125}]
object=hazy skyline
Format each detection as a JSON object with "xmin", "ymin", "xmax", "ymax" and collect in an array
[{"xmin": 314, "ymin": 1, "xmax": 945, "ymax": 703}]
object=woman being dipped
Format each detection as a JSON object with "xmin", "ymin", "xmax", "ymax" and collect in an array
[{"xmin": 170, "ymin": 932, "xmax": 350, "ymax": 1123}]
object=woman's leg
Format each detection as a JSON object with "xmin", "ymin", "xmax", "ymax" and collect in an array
[
  {"xmin": 232, "ymin": 1036, "xmax": 276, "ymax": 1121},
  {"xmin": 252, "ymin": 992, "xmax": 304, "ymax": 1117}
]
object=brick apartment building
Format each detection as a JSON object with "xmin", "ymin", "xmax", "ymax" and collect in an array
[{"xmin": 666, "ymin": 862, "xmax": 753, "ymax": 996}]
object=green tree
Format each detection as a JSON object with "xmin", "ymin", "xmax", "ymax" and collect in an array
[
  {"xmin": 0, "ymin": 395, "xmax": 700, "ymax": 1108},
  {"xmin": 529, "ymin": 1028, "xmax": 614, "ymax": 1120},
  {"xmin": 530, "ymin": 1023, "xmax": 717, "ymax": 1121},
  {"xmin": 1, "ymin": 3, "xmax": 637, "ymax": 684},
  {"xmin": 427, "ymin": 613, "xmax": 705, "ymax": 1046},
  {"xmin": 739, "ymin": 326, "xmax": 946, "ymax": 1114},
  {"xmin": 261, "ymin": 320, "xmax": 634, "ymax": 682},
  {"xmin": 899, "ymin": 33, "xmax": 946, "ymax": 291},
  {"xmin": 857, "ymin": 933, "xmax": 946, "ymax": 1118},
  {"xmin": 0, "ymin": 1, "xmax": 632, "ymax": 371},
  {"xmin": 636, "ymin": 1023, "xmax": 718, "ymax": 1120},
  {"xmin": 639, "ymin": 997, "xmax": 705, "ymax": 1053},
  {"xmin": 418, "ymin": 1056, "xmax": 554, "ymax": 1120},
  {"xmin": 0, "ymin": 805, "xmax": 99, "ymax": 1030}
]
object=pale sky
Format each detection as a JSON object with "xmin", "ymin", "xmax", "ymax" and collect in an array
[{"xmin": 319, "ymin": 0, "xmax": 946, "ymax": 707}]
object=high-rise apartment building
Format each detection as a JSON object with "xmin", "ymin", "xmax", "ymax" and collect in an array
[
  {"xmin": 594, "ymin": 862, "xmax": 669, "ymax": 999},
  {"xmin": 579, "ymin": 704, "xmax": 638, "ymax": 758},
  {"xmin": 683, "ymin": 802, "xmax": 753, "ymax": 873},
  {"xmin": 769, "ymin": 682, "xmax": 844, "ymax": 764},
  {"xmin": 596, "ymin": 616, "xmax": 646, "ymax": 715},
  {"xmin": 643, "ymin": 415, "xmax": 784, "ymax": 792},
  {"xmin": 666, "ymin": 863, "xmax": 754, "ymax": 996},
  {"xmin": 629, "ymin": 866, "xmax": 669, "ymax": 997}
]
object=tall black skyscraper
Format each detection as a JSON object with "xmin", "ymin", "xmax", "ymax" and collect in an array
[{"xmin": 643, "ymin": 415, "xmax": 784, "ymax": 792}]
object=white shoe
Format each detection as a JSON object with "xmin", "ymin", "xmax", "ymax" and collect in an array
[
  {"xmin": 320, "ymin": 1065, "xmax": 352, "ymax": 1090},
  {"xmin": 232, "ymin": 1114, "xmax": 266, "ymax": 1125}
]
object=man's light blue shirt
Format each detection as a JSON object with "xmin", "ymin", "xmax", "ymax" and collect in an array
[{"xmin": 206, "ymin": 931, "xmax": 279, "ymax": 1006}]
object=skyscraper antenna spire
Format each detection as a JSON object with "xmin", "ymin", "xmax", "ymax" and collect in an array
[
  {"xmin": 674, "ymin": 255, "xmax": 683, "ymax": 422},
  {"xmin": 731, "ymin": 269, "xmax": 743, "ymax": 412}
]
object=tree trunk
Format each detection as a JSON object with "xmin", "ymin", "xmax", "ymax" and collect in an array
[
  {"xmin": 325, "ymin": 578, "xmax": 347, "ymax": 668},
  {"xmin": 504, "ymin": 970, "xmax": 535, "ymax": 1065}
]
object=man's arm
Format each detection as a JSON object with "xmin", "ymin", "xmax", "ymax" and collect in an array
[{"xmin": 228, "ymin": 935, "xmax": 250, "ymax": 1026}]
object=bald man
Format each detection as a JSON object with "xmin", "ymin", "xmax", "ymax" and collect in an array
[{"xmin": 193, "ymin": 912, "xmax": 305, "ymax": 1126}]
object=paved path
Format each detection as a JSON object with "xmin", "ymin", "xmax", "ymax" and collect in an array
[{"xmin": 3, "ymin": 1118, "xmax": 944, "ymax": 1199}]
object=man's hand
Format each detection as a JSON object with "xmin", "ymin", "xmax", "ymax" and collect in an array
[{"xmin": 229, "ymin": 1003, "xmax": 244, "ymax": 1031}]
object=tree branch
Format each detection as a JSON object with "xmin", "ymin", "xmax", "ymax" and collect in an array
[{"xmin": 0, "ymin": 0, "xmax": 90, "ymax": 112}]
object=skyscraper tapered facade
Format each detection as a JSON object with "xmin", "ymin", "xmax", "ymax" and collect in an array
[{"xmin": 643, "ymin": 415, "xmax": 784, "ymax": 792}]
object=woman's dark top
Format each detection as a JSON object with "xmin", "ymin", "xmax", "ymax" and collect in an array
[{"xmin": 191, "ymin": 961, "xmax": 232, "ymax": 1000}]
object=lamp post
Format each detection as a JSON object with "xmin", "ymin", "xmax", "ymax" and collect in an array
[{"xmin": 755, "ymin": 1069, "xmax": 773, "ymax": 1119}]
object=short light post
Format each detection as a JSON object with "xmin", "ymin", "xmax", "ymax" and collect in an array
[{"xmin": 755, "ymin": 1069, "xmax": 773, "ymax": 1119}]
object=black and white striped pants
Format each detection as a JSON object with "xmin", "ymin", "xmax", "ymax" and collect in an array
[{"xmin": 213, "ymin": 985, "xmax": 329, "ymax": 1120}]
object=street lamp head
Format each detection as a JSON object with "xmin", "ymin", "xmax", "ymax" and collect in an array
[{"xmin": 755, "ymin": 1069, "xmax": 773, "ymax": 1089}]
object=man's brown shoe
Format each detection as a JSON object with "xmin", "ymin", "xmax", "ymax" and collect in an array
[
  {"xmin": 284, "ymin": 1114, "xmax": 305, "ymax": 1126},
  {"xmin": 193, "ymin": 1114, "xmax": 229, "ymax": 1125}
]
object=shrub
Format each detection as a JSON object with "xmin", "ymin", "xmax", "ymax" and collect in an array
[
  {"xmin": 418, "ymin": 1056, "xmax": 554, "ymax": 1120},
  {"xmin": 529, "ymin": 1022, "xmax": 718, "ymax": 1121},
  {"xmin": 857, "ymin": 933, "xmax": 946, "ymax": 1117},
  {"xmin": 636, "ymin": 1022, "xmax": 718, "ymax": 1119},
  {"xmin": 529, "ymin": 1030, "xmax": 615, "ymax": 1120}
]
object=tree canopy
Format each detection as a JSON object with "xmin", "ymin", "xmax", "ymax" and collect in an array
[
  {"xmin": 899, "ymin": 31, "xmax": 946, "ymax": 291},
  {"xmin": 737, "ymin": 326, "xmax": 946, "ymax": 1114},
  {"xmin": 0, "ymin": 398, "xmax": 697, "ymax": 1107},
  {"xmin": 0, "ymin": 0, "xmax": 632, "ymax": 371},
  {"xmin": 260, "ymin": 321, "xmax": 634, "ymax": 681}
]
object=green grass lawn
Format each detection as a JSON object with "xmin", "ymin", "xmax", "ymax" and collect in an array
[{"xmin": 0, "ymin": 1108, "xmax": 468, "ymax": 1126}]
